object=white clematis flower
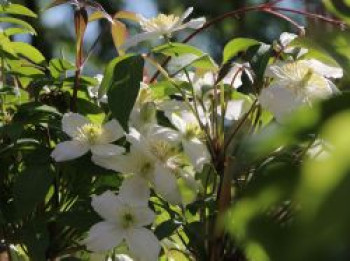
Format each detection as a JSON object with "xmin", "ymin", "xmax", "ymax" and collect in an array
[
  {"xmin": 93, "ymin": 126, "xmax": 182, "ymax": 205},
  {"xmin": 88, "ymin": 74, "xmax": 107, "ymax": 104},
  {"xmin": 85, "ymin": 178, "xmax": 160, "ymax": 261},
  {"xmin": 122, "ymin": 7, "xmax": 206, "ymax": 50},
  {"xmin": 170, "ymin": 113, "xmax": 210, "ymax": 172},
  {"xmin": 277, "ymin": 32, "xmax": 308, "ymax": 57},
  {"xmin": 51, "ymin": 113, "xmax": 125, "ymax": 162},
  {"xmin": 259, "ymin": 59, "xmax": 342, "ymax": 122}
]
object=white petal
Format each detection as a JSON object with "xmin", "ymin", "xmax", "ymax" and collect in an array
[
  {"xmin": 279, "ymin": 32, "xmax": 298, "ymax": 47},
  {"xmin": 91, "ymin": 144, "xmax": 125, "ymax": 157},
  {"xmin": 101, "ymin": 119, "xmax": 124, "ymax": 143},
  {"xmin": 121, "ymin": 31, "xmax": 162, "ymax": 50},
  {"xmin": 224, "ymin": 100, "xmax": 245, "ymax": 121},
  {"xmin": 132, "ymin": 206, "xmax": 155, "ymax": 227},
  {"xmin": 176, "ymin": 17, "xmax": 206, "ymax": 30},
  {"xmin": 304, "ymin": 59, "xmax": 343, "ymax": 79},
  {"xmin": 62, "ymin": 113, "xmax": 90, "ymax": 138},
  {"xmin": 85, "ymin": 221, "xmax": 124, "ymax": 252},
  {"xmin": 259, "ymin": 85, "xmax": 304, "ymax": 123},
  {"xmin": 92, "ymin": 154, "xmax": 132, "ymax": 173},
  {"xmin": 177, "ymin": 7, "xmax": 194, "ymax": 25},
  {"xmin": 114, "ymin": 254, "xmax": 134, "ymax": 261},
  {"xmin": 170, "ymin": 113, "xmax": 187, "ymax": 134},
  {"xmin": 149, "ymin": 125, "xmax": 181, "ymax": 144},
  {"xmin": 119, "ymin": 177, "xmax": 150, "ymax": 207},
  {"xmin": 125, "ymin": 228, "xmax": 161, "ymax": 261},
  {"xmin": 91, "ymin": 190, "xmax": 123, "ymax": 222},
  {"xmin": 51, "ymin": 140, "xmax": 89, "ymax": 162},
  {"xmin": 183, "ymin": 139, "xmax": 210, "ymax": 172},
  {"xmin": 153, "ymin": 163, "xmax": 181, "ymax": 205}
]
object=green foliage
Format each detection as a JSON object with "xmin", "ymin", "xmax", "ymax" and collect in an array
[
  {"xmin": 106, "ymin": 55, "xmax": 144, "ymax": 130},
  {"xmin": 223, "ymin": 38, "xmax": 260, "ymax": 63}
]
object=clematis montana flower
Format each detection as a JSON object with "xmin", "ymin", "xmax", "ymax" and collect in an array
[
  {"xmin": 51, "ymin": 113, "xmax": 125, "ymax": 162},
  {"xmin": 122, "ymin": 7, "xmax": 206, "ymax": 50},
  {"xmin": 88, "ymin": 74, "xmax": 108, "ymax": 104},
  {"xmin": 259, "ymin": 59, "xmax": 342, "ymax": 122},
  {"xmin": 85, "ymin": 178, "xmax": 160, "ymax": 261},
  {"xmin": 170, "ymin": 113, "xmax": 210, "ymax": 172},
  {"xmin": 92, "ymin": 126, "xmax": 182, "ymax": 205}
]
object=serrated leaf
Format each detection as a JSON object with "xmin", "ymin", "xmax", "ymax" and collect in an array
[
  {"xmin": 223, "ymin": 38, "xmax": 260, "ymax": 63},
  {"xmin": 107, "ymin": 55, "xmax": 144, "ymax": 130},
  {"xmin": 0, "ymin": 3, "xmax": 37, "ymax": 17},
  {"xmin": 49, "ymin": 58, "xmax": 75, "ymax": 78},
  {"xmin": 11, "ymin": 42, "xmax": 45, "ymax": 64},
  {"xmin": 0, "ymin": 17, "xmax": 37, "ymax": 35}
]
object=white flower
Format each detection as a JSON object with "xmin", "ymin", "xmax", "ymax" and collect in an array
[
  {"xmin": 85, "ymin": 178, "xmax": 160, "ymax": 261},
  {"xmin": 122, "ymin": 7, "xmax": 206, "ymax": 49},
  {"xmin": 170, "ymin": 113, "xmax": 210, "ymax": 172},
  {"xmin": 129, "ymin": 83, "xmax": 157, "ymax": 131},
  {"xmin": 51, "ymin": 113, "xmax": 125, "ymax": 162},
  {"xmin": 277, "ymin": 32, "xmax": 308, "ymax": 57},
  {"xmin": 90, "ymin": 253, "xmax": 133, "ymax": 261},
  {"xmin": 259, "ymin": 59, "xmax": 342, "ymax": 122},
  {"xmin": 92, "ymin": 126, "xmax": 182, "ymax": 205},
  {"xmin": 88, "ymin": 74, "xmax": 107, "ymax": 104}
]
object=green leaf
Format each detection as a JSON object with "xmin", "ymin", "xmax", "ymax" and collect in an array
[
  {"xmin": 4, "ymin": 27, "xmax": 33, "ymax": 36},
  {"xmin": 0, "ymin": 34, "xmax": 16, "ymax": 56},
  {"xmin": 323, "ymin": 0, "xmax": 350, "ymax": 25},
  {"xmin": 0, "ymin": 17, "xmax": 37, "ymax": 35},
  {"xmin": 154, "ymin": 219, "xmax": 180, "ymax": 240},
  {"xmin": 106, "ymin": 55, "xmax": 144, "ymax": 130},
  {"xmin": 223, "ymin": 38, "xmax": 260, "ymax": 63},
  {"xmin": 0, "ymin": 3, "xmax": 37, "ymax": 17},
  {"xmin": 49, "ymin": 58, "xmax": 75, "ymax": 78},
  {"xmin": 13, "ymin": 148, "xmax": 54, "ymax": 217},
  {"xmin": 153, "ymin": 43, "xmax": 217, "ymax": 69},
  {"xmin": 11, "ymin": 42, "xmax": 45, "ymax": 64}
]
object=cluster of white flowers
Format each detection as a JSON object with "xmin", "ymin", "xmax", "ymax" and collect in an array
[
  {"xmin": 259, "ymin": 33, "xmax": 343, "ymax": 122},
  {"xmin": 49, "ymin": 6, "xmax": 344, "ymax": 257}
]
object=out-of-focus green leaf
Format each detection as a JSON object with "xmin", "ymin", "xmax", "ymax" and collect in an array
[
  {"xmin": 154, "ymin": 219, "xmax": 180, "ymax": 240},
  {"xmin": 107, "ymin": 55, "xmax": 144, "ymax": 130},
  {"xmin": 0, "ymin": 3, "xmax": 37, "ymax": 17},
  {"xmin": 0, "ymin": 17, "xmax": 36, "ymax": 35},
  {"xmin": 223, "ymin": 38, "xmax": 260, "ymax": 63},
  {"xmin": 11, "ymin": 42, "xmax": 46, "ymax": 64},
  {"xmin": 323, "ymin": 0, "xmax": 350, "ymax": 25}
]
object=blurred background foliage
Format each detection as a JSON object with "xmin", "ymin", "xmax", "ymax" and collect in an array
[{"xmin": 9, "ymin": 0, "xmax": 347, "ymax": 81}]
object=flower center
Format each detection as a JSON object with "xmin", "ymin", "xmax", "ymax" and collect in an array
[
  {"xmin": 140, "ymin": 161, "xmax": 154, "ymax": 179},
  {"xmin": 280, "ymin": 62, "xmax": 327, "ymax": 95},
  {"xmin": 149, "ymin": 140, "xmax": 176, "ymax": 162},
  {"xmin": 121, "ymin": 212, "xmax": 135, "ymax": 229},
  {"xmin": 141, "ymin": 14, "xmax": 179, "ymax": 34},
  {"xmin": 76, "ymin": 123, "xmax": 102, "ymax": 144},
  {"xmin": 184, "ymin": 123, "xmax": 201, "ymax": 140}
]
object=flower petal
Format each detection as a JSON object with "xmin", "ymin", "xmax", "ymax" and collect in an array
[
  {"xmin": 91, "ymin": 190, "xmax": 123, "ymax": 222},
  {"xmin": 153, "ymin": 163, "xmax": 181, "ymax": 205},
  {"xmin": 92, "ymin": 153, "xmax": 136, "ymax": 173},
  {"xmin": 91, "ymin": 144, "xmax": 125, "ymax": 157},
  {"xmin": 125, "ymin": 228, "xmax": 161, "ymax": 261},
  {"xmin": 62, "ymin": 113, "xmax": 90, "ymax": 138},
  {"xmin": 122, "ymin": 31, "xmax": 162, "ymax": 50},
  {"xmin": 132, "ymin": 206, "xmax": 155, "ymax": 227},
  {"xmin": 176, "ymin": 17, "xmax": 206, "ymax": 30},
  {"xmin": 304, "ymin": 59, "xmax": 343, "ymax": 79},
  {"xmin": 170, "ymin": 113, "xmax": 187, "ymax": 134},
  {"xmin": 173, "ymin": 7, "xmax": 193, "ymax": 28},
  {"xmin": 85, "ymin": 221, "xmax": 124, "ymax": 252},
  {"xmin": 101, "ymin": 119, "xmax": 124, "ymax": 143},
  {"xmin": 119, "ymin": 177, "xmax": 150, "ymax": 207},
  {"xmin": 51, "ymin": 140, "xmax": 89, "ymax": 162},
  {"xmin": 183, "ymin": 139, "xmax": 210, "ymax": 172}
]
